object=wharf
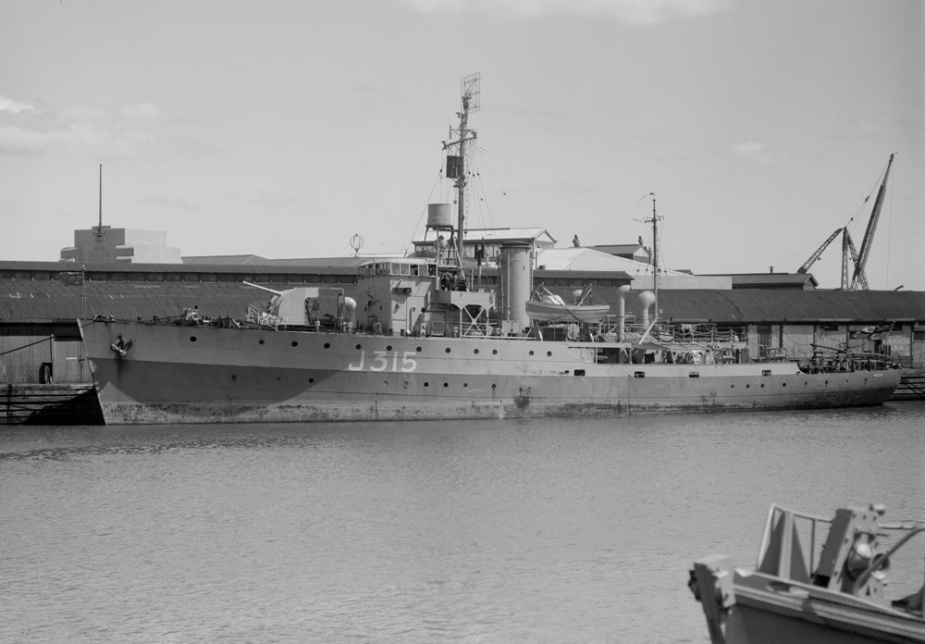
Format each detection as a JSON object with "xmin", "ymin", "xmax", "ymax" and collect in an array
[
  {"xmin": 2, "ymin": 384, "xmax": 103, "ymax": 425},
  {"xmin": 894, "ymin": 368, "xmax": 925, "ymax": 401}
]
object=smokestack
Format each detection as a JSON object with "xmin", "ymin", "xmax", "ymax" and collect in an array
[
  {"xmin": 639, "ymin": 290, "xmax": 656, "ymax": 328},
  {"xmin": 617, "ymin": 285, "xmax": 631, "ymax": 341}
]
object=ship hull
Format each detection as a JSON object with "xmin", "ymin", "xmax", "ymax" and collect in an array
[{"xmin": 79, "ymin": 320, "xmax": 902, "ymax": 425}]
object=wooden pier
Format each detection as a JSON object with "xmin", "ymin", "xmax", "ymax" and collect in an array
[
  {"xmin": 2, "ymin": 384, "xmax": 104, "ymax": 425},
  {"xmin": 893, "ymin": 369, "xmax": 925, "ymax": 401}
]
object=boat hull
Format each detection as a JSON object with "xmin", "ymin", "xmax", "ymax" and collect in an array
[
  {"xmin": 692, "ymin": 558, "xmax": 925, "ymax": 644},
  {"xmin": 79, "ymin": 320, "xmax": 902, "ymax": 425}
]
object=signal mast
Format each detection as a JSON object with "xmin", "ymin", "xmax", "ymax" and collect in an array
[{"xmin": 442, "ymin": 73, "xmax": 480, "ymax": 266}]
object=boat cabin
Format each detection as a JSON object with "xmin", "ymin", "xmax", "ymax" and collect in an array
[{"xmin": 357, "ymin": 258, "xmax": 494, "ymax": 337}]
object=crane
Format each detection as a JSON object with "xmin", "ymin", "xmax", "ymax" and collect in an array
[
  {"xmin": 796, "ymin": 153, "xmax": 896, "ymax": 289},
  {"xmin": 850, "ymin": 153, "xmax": 896, "ymax": 290},
  {"xmin": 840, "ymin": 228, "xmax": 864, "ymax": 290},
  {"xmin": 797, "ymin": 227, "xmax": 843, "ymax": 274}
]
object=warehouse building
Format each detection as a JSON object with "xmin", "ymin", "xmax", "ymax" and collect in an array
[{"xmin": 1, "ymin": 260, "xmax": 923, "ymax": 385}]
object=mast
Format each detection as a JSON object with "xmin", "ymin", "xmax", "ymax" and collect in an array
[
  {"xmin": 645, "ymin": 193, "xmax": 661, "ymax": 319},
  {"xmin": 97, "ymin": 164, "xmax": 103, "ymax": 238},
  {"xmin": 443, "ymin": 74, "xmax": 480, "ymax": 268},
  {"xmin": 652, "ymin": 194, "xmax": 659, "ymax": 307},
  {"xmin": 456, "ymin": 96, "xmax": 470, "ymax": 263}
]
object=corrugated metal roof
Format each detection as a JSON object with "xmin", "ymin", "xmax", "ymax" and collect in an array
[
  {"xmin": 0, "ymin": 260, "xmax": 362, "ymax": 277},
  {"xmin": 181, "ymin": 255, "xmax": 274, "ymax": 265},
  {"xmin": 726, "ymin": 273, "xmax": 817, "ymax": 285},
  {"xmin": 529, "ymin": 287, "xmax": 925, "ymax": 324},
  {"xmin": 1, "ymin": 281, "xmax": 923, "ymax": 324},
  {"xmin": 0, "ymin": 282, "xmax": 355, "ymax": 322}
]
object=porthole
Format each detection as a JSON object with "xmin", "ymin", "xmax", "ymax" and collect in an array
[
  {"xmin": 259, "ymin": 339, "xmax": 265, "ymax": 345},
  {"xmin": 324, "ymin": 343, "xmax": 330, "ymax": 349},
  {"xmin": 746, "ymin": 384, "xmax": 750, "ymax": 389},
  {"xmin": 416, "ymin": 346, "xmax": 422, "ymax": 352},
  {"xmin": 730, "ymin": 384, "xmax": 735, "ymax": 388},
  {"xmin": 443, "ymin": 383, "xmax": 449, "ymax": 388},
  {"xmin": 445, "ymin": 348, "xmax": 451, "ymax": 354},
  {"xmin": 491, "ymin": 383, "xmax": 497, "ymax": 389},
  {"xmin": 356, "ymin": 344, "xmax": 362, "ymax": 350},
  {"xmin": 387, "ymin": 345, "xmax": 392, "ymax": 351},
  {"xmin": 529, "ymin": 350, "xmax": 534, "ymax": 356},
  {"xmin": 760, "ymin": 383, "xmax": 765, "ymax": 388},
  {"xmin": 547, "ymin": 351, "xmax": 552, "ymax": 357},
  {"xmin": 782, "ymin": 383, "xmax": 787, "ymax": 387},
  {"xmin": 190, "ymin": 336, "xmax": 197, "ymax": 342},
  {"xmin": 308, "ymin": 378, "xmax": 314, "ymax": 384},
  {"xmin": 291, "ymin": 341, "xmax": 298, "ymax": 347},
  {"xmin": 463, "ymin": 383, "xmax": 468, "ymax": 388},
  {"xmin": 492, "ymin": 349, "xmax": 498, "ymax": 355},
  {"xmin": 424, "ymin": 382, "xmax": 429, "ymax": 387},
  {"xmin": 474, "ymin": 349, "xmax": 480, "ymax": 355}
]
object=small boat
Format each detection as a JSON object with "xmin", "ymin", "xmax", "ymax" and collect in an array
[
  {"xmin": 689, "ymin": 503, "xmax": 925, "ymax": 643},
  {"xmin": 525, "ymin": 285, "xmax": 610, "ymax": 324}
]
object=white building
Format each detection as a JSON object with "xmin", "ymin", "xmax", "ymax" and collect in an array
[
  {"xmin": 535, "ymin": 247, "xmax": 732, "ymax": 290},
  {"xmin": 60, "ymin": 226, "xmax": 182, "ymax": 264}
]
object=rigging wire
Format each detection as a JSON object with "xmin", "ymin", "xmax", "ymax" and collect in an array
[
  {"xmin": 469, "ymin": 147, "xmax": 528, "ymax": 228},
  {"xmin": 404, "ymin": 163, "xmax": 448, "ymax": 255},
  {"xmin": 476, "ymin": 146, "xmax": 630, "ymax": 221},
  {"xmin": 466, "ymin": 145, "xmax": 502, "ymax": 232}
]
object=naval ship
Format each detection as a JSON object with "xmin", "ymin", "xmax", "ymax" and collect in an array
[{"xmin": 78, "ymin": 77, "xmax": 902, "ymax": 424}]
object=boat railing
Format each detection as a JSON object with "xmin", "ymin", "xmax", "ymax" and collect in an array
[
  {"xmin": 756, "ymin": 504, "xmax": 833, "ymax": 582},
  {"xmin": 596, "ymin": 318, "xmax": 746, "ymax": 345},
  {"xmin": 757, "ymin": 504, "xmax": 925, "ymax": 610}
]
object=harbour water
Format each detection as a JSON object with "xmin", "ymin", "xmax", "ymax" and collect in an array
[{"xmin": 2, "ymin": 403, "xmax": 923, "ymax": 643}]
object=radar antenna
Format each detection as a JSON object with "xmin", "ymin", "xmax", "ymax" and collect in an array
[{"xmin": 461, "ymin": 72, "xmax": 480, "ymax": 114}]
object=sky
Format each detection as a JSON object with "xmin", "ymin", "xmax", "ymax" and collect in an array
[{"xmin": 1, "ymin": 0, "xmax": 923, "ymax": 290}]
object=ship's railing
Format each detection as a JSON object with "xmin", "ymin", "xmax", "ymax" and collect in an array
[
  {"xmin": 595, "ymin": 318, "xmax": 746, "ymax": 345},
  {"xmin": 425, "ymin": 319, "xmax": 493, "ymax": 338},
  {"xmin": 245, "ymin": 304, "xmax": 281, "ymax": 329},
  {"xmin": 798, "ymin": 350, "xmax": 902, "ymax": 373}
]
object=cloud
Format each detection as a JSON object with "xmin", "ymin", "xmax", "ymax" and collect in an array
[
  {"xmin": 0, "ymin": 97, "xmax": 209, "ymax": 159},
  {"xmin": 121, "ymin": 103, "xmax": 166, "ymax": 121},
  {"xmin": 396, "ymin": 0, "xmax": 734, "ymax": 25},
  {"xmin": 0, "ymin": 96, "xmax": 35, "ymax": 114},
  {"xmin": 730, "ymin": 140, "xmax": 788, "ymax": 164}
]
